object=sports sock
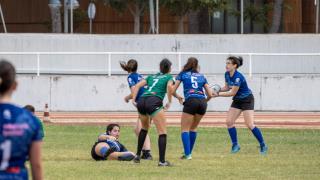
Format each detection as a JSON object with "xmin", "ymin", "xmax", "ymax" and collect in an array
[
  {"xmin": 158, "ymin": 134, "xmax": 167, "ymax": 163},
  {"xmin": 228, "ymin": 127, "xmax": 238, "ymax": 146}
]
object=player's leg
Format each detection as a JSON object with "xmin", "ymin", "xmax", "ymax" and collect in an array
[
  {"xmin": 226, "ymin": 107, "xmax": 242, "ymax": 153},
  {"xmin": 93, "ymin": 143, "xmax": 116, "ymax": 160},
  {"xmin": 189, "ymin": 113, "xmax": 204, "ymax": 155},
  {"xmin": 180, "ymin": 112, "xmax": 194, "ymax": 159},
  {"xmin": 108, "ymin": 151, "xmax": 136, "ymax": 161},
  {"xmin": 188, "ymin": 99, "xmax": 207, "ymax": 155},
  {"xmin": 152, "ymin": 109, "xmax": 171, "ymax": 166},
  {"xmin": 135, "ymin": 117, "xmax": 152, "ymax": 159},
  {"xmin": 243, "ymin": 110, "xmax": 268, "ymax": 154},
  {"xmin": 134, "ymin": 114, "xmax": 150, "ymax": 162}
]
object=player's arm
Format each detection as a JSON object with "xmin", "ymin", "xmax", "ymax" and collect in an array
[
  {"xmin": 204, "ymin": 84, "xmax": 214, "ymax": 102},
  {"xmin": 98, "ymin": 134, "xmax": 117, "ymax": 141},
  {"xmin": 124, "ymin": 86, "xmax": 135, "ymax": 103},
  {"xmin": 172, "ymin": 80, "xmax": 184, "ymax": 104},
  {"xmin": 165, "ymin": 80, "xmax": 174, "ymax": 110},
  {"xmin": 220, "ymin": 82, "xmax": 230, "ymax": 92},
  {"xmin": 29, "ymin": 141, "xmax": 43, "ymax": 180},
  {"xmin": 218, "ymin": 86, "xmax": 239, "ymax": 97},
  {"xmin": 132, "ymin": 80, "xmax": 147, "ymax": 105}
]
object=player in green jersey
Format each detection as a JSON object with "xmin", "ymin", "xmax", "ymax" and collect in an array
[{"xmin": 131, "ymin": 58, "xmax": 178, "ymax": 167}]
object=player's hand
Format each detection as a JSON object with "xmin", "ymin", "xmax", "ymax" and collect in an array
[
  {"xmin": 164, "ymin": 102, "xmax": 171, "ymax": 110},
  {"xmin": 132, "ymin": 101, "xmax": 137, "ymax": 107},
  {"xmin": 108, "ymin": 136, "xmax": 117, "ymax": 141},
  {"xmin": 178, "ymin": 97, "xmax": 184, "ymax": 105},
  {"xmin": 212, "ymin": 91, "xmax": 219, "ymax": 98},
  {"xmin": 124, "ymin": 96, "xmax": 130, "ymax": 103}
]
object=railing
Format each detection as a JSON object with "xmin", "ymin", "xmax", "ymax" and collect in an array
[{"xmin": 0, "ymin": 52, "xmax": 320, "ymax": 77}]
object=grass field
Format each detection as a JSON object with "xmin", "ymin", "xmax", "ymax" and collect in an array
[{"xmin": 39, "ymin": 125, "xmax": 320, "ymax": 180}]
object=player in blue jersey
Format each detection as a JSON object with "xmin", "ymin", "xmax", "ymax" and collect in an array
[
  {"xmin": 215, "ymin": 56, "xmax": 268, "ymax": 155},
  {"xmin": 120, "ymin": 60, "xmax": 152, "ymax": 160},
  {"xmin": 91, "ymin": 124, "xmax": 136, "ymax": 161},
  {"xmin": 0, "ymin": 60, "xmax": 43, "ymax": 180},
  {"xmin": 173, "ymin": 57, "xmax": 214, "ymax": 160}
]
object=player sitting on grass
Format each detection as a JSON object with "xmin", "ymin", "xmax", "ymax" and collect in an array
[{"xmin": 91, "ymin": 123, "xmax": 136, "ymax": 161}]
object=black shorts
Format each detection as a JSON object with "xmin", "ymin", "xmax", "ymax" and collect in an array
[
  {"xmin": 231, "ymin": 94, "xmax": 254, "ymax": 111},
  {"xmin": 91, "ymin": 142, "xmax": 106, "ymax": 161},
  {"xmin": 183, "ymin": 98, "xmax": 208, "ymax": 115},
  {"xmin": 137, "ymin": 96, "xmax": 163, "ymax": 116}
]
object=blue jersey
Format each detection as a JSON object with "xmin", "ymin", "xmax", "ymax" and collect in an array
[
  {"xmin": 225, "ymin": 70, "xmax": 252, "ymax": 100},
  {"xmin": 0, "ymin": 103, "xmax": 43, "ymax": 179},
  {"xmin": 176, "ymin": 71, "xmax": 208, "ymax": 100},
  {"xmin": 127, "ymin": 73, "xmax": 145, "ymax": 102},
  {"xmin": 98, "ymin": 134, "xmax": 127, "ymax": 152}
]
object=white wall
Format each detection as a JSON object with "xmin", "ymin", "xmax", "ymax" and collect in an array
[
  {"xmin": 1, "ymin": 34, "xmax": 320, "ymax": 111},
  {"xmin": 12, "ymin": 74, "xmax": 320, "ymax": 112},
  {"xmin": 1, "ymin": 34, "xmax": 320, "ymax": 75}
]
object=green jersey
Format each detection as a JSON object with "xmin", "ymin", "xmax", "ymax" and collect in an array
[{"xmin": 142, "ymin": 73, "xmax": 174, "ymax": 100}]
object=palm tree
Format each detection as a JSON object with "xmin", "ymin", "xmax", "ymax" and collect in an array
[
  {"xmin": 269, "ymin": 0, "xmax": 284, "ymax": 33},
  {"xmin": 49, "ymin": 0, "xmax": 62, "ymax": 33}
]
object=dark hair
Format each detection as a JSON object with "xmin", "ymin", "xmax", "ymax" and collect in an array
[
  {"xmin": 106, "ymin": 123, "xmax": 120, "ymax": 135},
  {"xmin": 160, "ymin": 58, "xmax": 172, "ymax": 74},
  {"xmin": 182, "ymin": 57, "xmax": 199, "ymax": 73},
  {"xmin": 0, "ymin": 60, "xmax": 16, "ymax": 95},
  {"xmin": 120, "ymin": 59, "xmax": 138, "ymax": 73},
  {"xmin": 24, "ymin": 105, "xmax": 35, "ymax": 113},
  {"xmin": 227, "ymin": 56, "xmax": 243, "ymax": 69}
]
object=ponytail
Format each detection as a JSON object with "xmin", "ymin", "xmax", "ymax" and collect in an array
[
  {"xmin": 119, "ymin": 59, "xmax": 138, "ymax": 73},
  {"xmin": 227, "ymin": 56, "xmax": 243, "ymax": 69},
  {"xmin": 182, "ymin": 57, "xmax": 199, "ymax": 73}
]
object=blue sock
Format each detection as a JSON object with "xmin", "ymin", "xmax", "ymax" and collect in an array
[
  {"xmin": 228, "ymin": 127, "xmax": 238, "ymax": 146},
  {"xmin": 251, "ymin": 127, "xmax": 265, "ymax": 147},
  {"xmin": 100, "ymin": 146, "xmax": 109, "ymax": 157},
  {"xmin": 181, "ymin": 132, "xmax": 191, "ymax": 156},
  {"xmin": 189, "ymin": 131, "xmax": 197, "ymax": 154}
]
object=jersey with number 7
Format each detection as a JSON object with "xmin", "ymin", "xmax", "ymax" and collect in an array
[{"xmin": 142, "ymin": 73, "xmax": 174, "ymax": 100}]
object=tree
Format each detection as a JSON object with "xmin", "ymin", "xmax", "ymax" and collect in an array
[
  {"xmin": 269, "ymin": 0, "xmax": 284, "ymax": 33},
  {"xmin": 101, "ymin": 0, "xmax": 148, "ymax": 34},
  {"xmin": 48, "ymin": 2, "xmax": 62, "ymax": 33},
  {"xmin": 162, "ymin": 0, "xmax": 227, "ymax": 34}
]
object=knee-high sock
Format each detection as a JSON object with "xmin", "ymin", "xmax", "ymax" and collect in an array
[
  {"xmin": 136, "ymin": 129, "xmax": 148, "ymax": 156},
  {"xmin": 189, "ymin": 131, "xmax": 197, "ymax": 154},
  {"xmin": 228, "ymin": 127, "xmax": 238, "ymax": 146},
  {"xmin": 100, "ymin": 146, "xmax": 109, "ymax": 158},
  {"xmin": 181, "ymin": 132, "xmax": 190, "ymax": 156},
  {"xmin": 158, "ymin": 134, "xmax": 167, "ymax": 163},
  {"xmin": 251, "ymin": 127, "xmax": 265, "ymax": 147}
]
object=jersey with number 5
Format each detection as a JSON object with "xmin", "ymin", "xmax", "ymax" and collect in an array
[
  {"xmin": 0, "ymin": 103, "xmax": 43, "ymax": 174},
  {"xmin": 142, "ymin": 73, "xmax": 173, "ymax": 100},
  {"xmin": 176, "ymin": 71, "xmax": 208, "ymax": 100}
]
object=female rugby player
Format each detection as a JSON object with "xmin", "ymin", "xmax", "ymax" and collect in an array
[
  {"xmin": 120, "ymin": 59, "xmax": 152, "ymax": 160},
  {"xmin": 215, "ymin": 56, "xmax": 268, "ymax": 154},
  {"xmin": 173, "ymin": 57, "xmax": 214, "ymax": 160},
  {"xmin": 0, "ymin": 60, "xmax": 43, "ymax": 180},
  {"xmin": 131, "ymin": 59, "xmax": 174, "ymax": 166},
  {"xmin": 91, "ymin": 124, "xmax": 136, "ymax": 161}
]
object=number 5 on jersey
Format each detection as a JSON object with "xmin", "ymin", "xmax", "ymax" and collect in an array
[{"xmin": 191, "ymin": 76, "xmax": 198, "ymax": 88}]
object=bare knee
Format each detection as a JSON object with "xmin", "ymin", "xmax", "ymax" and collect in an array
[
  {"xmin": 226, "ymin": 119, "xmax": 235, "ymax": 128},
  {"xmin": 245, "ymin": 121, "xmax": 255, "ymax": 130}
]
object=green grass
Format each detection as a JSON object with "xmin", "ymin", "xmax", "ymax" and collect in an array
[{"xmin": 39, "ymin": 125, "xmax": 320, "ymax": 180}]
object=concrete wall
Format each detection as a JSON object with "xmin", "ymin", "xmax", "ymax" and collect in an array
[
  {"xmin": 12, "ymin": 74, "xmax": 320, "ymax": 112},
  {"xmin": 1, "ymin": 34, "xmax": 320, "ymax": 75},
  {"xmin": 1, "ymin": 34, "xmax": 320, "ymax": 111}
]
